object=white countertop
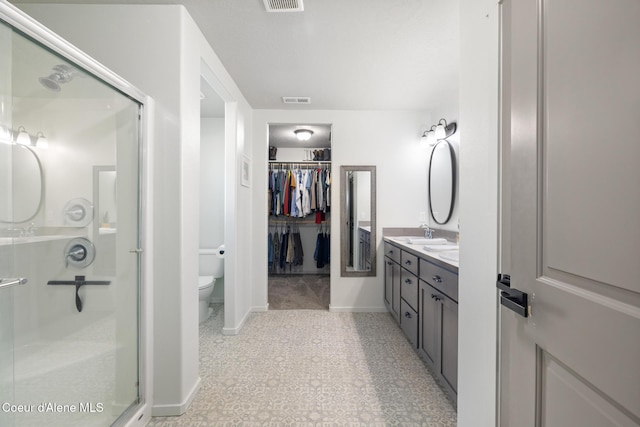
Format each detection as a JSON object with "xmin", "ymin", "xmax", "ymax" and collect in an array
[{"xmin": 384, "ymin": 236, "xmax": 459, "ymax": 269}]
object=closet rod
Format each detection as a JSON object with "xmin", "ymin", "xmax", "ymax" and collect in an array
[{"xmin": 269, "ymin": 161, "xmax": 331, "ymax": 168}]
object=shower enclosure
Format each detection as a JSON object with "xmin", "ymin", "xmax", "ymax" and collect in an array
[{"xmin": 1, "ymin": 5, "xmax": 146, "ymax": 427}]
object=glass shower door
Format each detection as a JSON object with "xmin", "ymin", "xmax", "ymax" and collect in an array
[{"xmin": 1, "ymin": 15, "xmax": 142, "ymax": 427}]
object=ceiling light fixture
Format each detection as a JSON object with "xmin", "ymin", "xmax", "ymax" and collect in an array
[{"xmin": 294, "ymin": 129, "xmax": 314, "ymax": 141}]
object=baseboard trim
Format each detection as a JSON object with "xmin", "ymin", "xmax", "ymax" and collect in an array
[
  {"xmin": 151, "ymin": 377, "xmax": 201, "ymax": 417},
  {"xmin": 252, "ymin": 304, "xmax": 269, "ymax": 312},
  {"xmin": 222, "ymin": 307, "xmax": 252, "ymax": 336},
  {"xmin": 329, "ymin": 305, "xmax": 389, "ymax": 313}
]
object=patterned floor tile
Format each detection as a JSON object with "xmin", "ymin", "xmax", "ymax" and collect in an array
[{"xmin": 147, "ymin": 305, "xmax": 456, "ymax": 426}]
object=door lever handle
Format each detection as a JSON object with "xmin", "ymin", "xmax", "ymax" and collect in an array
[{"xmin": 496, "ymin": 274, "xmax": 529, "ymax": 317}]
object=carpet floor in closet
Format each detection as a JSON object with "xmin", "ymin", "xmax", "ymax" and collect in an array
[
  {"xmin": 147, "ymin": 304, "xmax": 457, "ymax": 426},
  {"xmin": 268, "ymin": 274, "xmax": 330, "ymax": 310}
]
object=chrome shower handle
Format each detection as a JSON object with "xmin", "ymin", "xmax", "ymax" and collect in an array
[{"xmin": 65, "ymin": 245, "xmax": 87, "ymax": 268}]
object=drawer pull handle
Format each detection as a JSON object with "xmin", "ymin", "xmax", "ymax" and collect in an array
[
  {"xmin": 404, "ymin": 279, "xmax": 412, "ymax": 284},
  {"xmin": 388, "ymin": 250, "xmax": 394, "ymax": 254},
  {"xmin": 404, "ymin": 311, "xmax": 412, "ymax": 319},
  {"xmin": 432, "ymin": 275, "xmax": 443, "ymax": 283},
  {"xmin": 430, "ymin": 294, "xmax": 442, "ymax": 302},
  {"xmin": 405, "ymin": 260, "xmax": 412, "ymax": 265}
]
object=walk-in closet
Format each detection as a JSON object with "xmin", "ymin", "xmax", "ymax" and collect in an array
[{"xmin": 267, "ymin": 124, "xmax": 332, "ymax": 310}]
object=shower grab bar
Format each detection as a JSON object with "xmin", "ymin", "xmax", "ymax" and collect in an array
[
  {"xmin": 48, "ymin": 275, "xmax": 110, "ymax": 312},
  {"xmin": 0, "ymin": 277, "xmax": 28, "ymax": 289}
]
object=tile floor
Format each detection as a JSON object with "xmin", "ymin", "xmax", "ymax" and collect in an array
[{"xmin": 147, "ymin": 304, "xmax": 457, "ymax": 426}]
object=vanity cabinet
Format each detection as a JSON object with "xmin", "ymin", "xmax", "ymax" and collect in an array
[
  {"xmin": 383, "ymin": 237, "xmax": 459, "ymax": 403},
  {"xmin": 419, "ymin": 259, "xmax": 458, "ymax": 400}
]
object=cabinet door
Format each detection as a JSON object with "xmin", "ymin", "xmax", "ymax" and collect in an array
[
  {"xmin": 384, "ymin": 258, "xmax": 393, "ymax": 307},
  {"xmin": 419, "ymin": 281, "xmax": 440, "ymax": 367},
  {"xmin": 392, "ymin": 262, "xmax": 401, "ymax": 322},
  {"xmin": 441, "ymin": 295, "xmax": 458, "ymax": 393},
  {"xmin": 384, "ymin": 258, "xmax": 401, "ymax": 322}
]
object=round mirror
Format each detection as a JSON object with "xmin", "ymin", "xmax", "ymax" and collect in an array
[
  {"xmin": 428, "ymin": 140, "xmax": 456, "ymax": 224},
  {"xmin": 0, "ymin": 144, "xmax": 43, "ymax": 223}
]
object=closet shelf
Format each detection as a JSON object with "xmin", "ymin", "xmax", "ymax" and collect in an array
[{"xmin": 269, "ymin": 215, "xmax": 331, "ymax": 226}]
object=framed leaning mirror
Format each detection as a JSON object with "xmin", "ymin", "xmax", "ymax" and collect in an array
[{"xmin": 340, "ymin": 165, "xmax": 376, "ymax": 277}]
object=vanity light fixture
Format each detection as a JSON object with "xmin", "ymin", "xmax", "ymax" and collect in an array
[
  {"xmin": 294, "ymin": 129, "xmax": 314, "ymax": 141},
  {"xmin": 15, "ymin": 126, "xmax": 31, "ymax": 146},
  {"xmin": 421, "ymin": 118, "xmax": 457, "ymax": 147}
]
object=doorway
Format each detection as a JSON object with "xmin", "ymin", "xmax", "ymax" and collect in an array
[{"xmin": 267, "ymin": 123, "xmax": 332, "ymax": 310}]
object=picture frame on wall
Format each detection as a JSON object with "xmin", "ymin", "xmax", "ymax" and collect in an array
[{"xmin": 241, "ymin": 154, "xmax": 250, "ymax": 187}]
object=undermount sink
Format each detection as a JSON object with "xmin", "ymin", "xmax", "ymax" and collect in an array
[
  {"xmin": 389, "ymin": 236, "xmax": 422, "ymax": 242},
  {"xmin": 391, "ymin": 236, "xmax": 449, "ymax": 245},
  {"xmin": 439, "ymin": 250, "xmax": 459, "ymax": 262}
]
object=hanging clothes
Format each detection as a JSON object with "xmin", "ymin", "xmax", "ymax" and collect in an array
[
  {"xmin": 279, "ymin": 228, "xmax": 288, "ymax": 270},
  {"xmin": 268, "ymin": 164, "xmax": 331, "ymax": 219},
  {"xmin": 273, "ymin": 227, "xmax": 280, "ymax": 274},
  {"xmin": 268, "ymin": 232, "xmax": 273, "ymax": 270}
]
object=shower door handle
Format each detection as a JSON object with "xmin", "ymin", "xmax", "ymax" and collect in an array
[{"xmin": 0, "ymin": 277, "xmax": 28, "ymax": 289}]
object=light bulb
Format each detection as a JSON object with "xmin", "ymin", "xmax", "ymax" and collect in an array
[
  {"xmin": 36, "ymin": 132, "xmax": 49, "ymax": 149},
  {"xmin": 15, "ymin": 126, "xmax": 31, "ymax": 145}
]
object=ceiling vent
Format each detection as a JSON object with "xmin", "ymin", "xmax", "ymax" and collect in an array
[
  {"xmin": 282, "ymin": 96, "xmax": 311, "ymax": 104},
  {"xmin": 263, "ymin": 0, "xmax": 304, "ymax": 12}
]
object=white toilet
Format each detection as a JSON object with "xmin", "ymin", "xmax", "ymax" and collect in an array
[{"xmin": 198, "ymin": 246, "xmax": 224, "ymax": 323}]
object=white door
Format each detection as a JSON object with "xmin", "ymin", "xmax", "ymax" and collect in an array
[{"xmin": 499, "ymin": 0, "xmax": 640, "ymax": 426}]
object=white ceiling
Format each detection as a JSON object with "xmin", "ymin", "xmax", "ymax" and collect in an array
[{"xmin": 11, "ymin": 0, "xmax": 460, "ymax": 113}]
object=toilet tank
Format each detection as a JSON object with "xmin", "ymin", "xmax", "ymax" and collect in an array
[{"xmin": 199, "ymin": 247, "xmax": 224, "ymax": 278}]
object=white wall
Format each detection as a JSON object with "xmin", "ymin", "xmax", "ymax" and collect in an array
[
  {"xmin": 252, "ymin": 109, "xmax": 434, "ymax": 311},
  {"xmin": 458, "ymin": 0, "xmax": 500, "ymax": 425},
  {"xmin": 20, "ymin": 3, "xmax": 255, "ymax": 416},
  {"xmin": 200, "ymin": 118, "xmax": 225, "ymax": 250},
  {"xmin": 200, "ymin": 118, "xmax": 225, "ymax": 300}
]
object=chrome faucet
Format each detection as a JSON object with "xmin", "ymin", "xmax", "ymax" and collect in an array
[{"xmin": 419, "ymin": 223, "xmax": 433, "ymax": 239}]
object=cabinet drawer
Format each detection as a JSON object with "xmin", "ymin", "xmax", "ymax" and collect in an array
[
  {"xmin": 384, "ymin": 242, "xmax": 401, "ymax": 264},
  {"xmin": 400, "ymin": 268, "xmax": 419, "ymax": 311},
  {"xmin": 419, "ymin": 259, "xmax": 458, "ymax": 302},
  {"xmin": 400, "ymin": 299, "xmax": 418, "ymax": 348},
  {"xmin": 401, "ymin": 251, "xmax": 419, "ymax": 276}
]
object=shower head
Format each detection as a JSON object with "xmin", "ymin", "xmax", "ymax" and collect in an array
[{"xmin": 39, "ymin": 64, "xmax": 77, "ymax": 92}]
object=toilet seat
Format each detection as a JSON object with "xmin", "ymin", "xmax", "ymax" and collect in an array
[{"xmin": 198, "ymin": 275, "xmax": 214, "ymax": 289}]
